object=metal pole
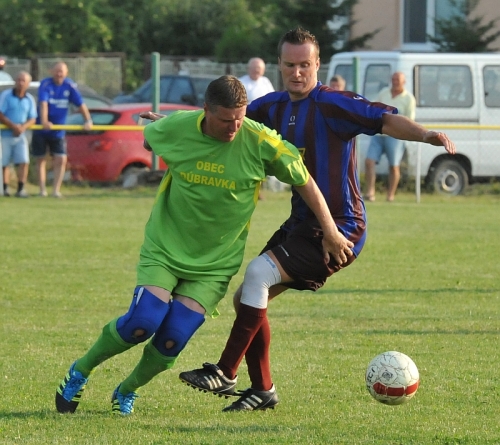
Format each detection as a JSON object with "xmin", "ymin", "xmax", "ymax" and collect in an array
[
  {"xmin": 353, "ymin": 56, "xmax": 360, "ymax": 94},
  {"xmin": 353, "ymin": 56, "xmax": 361, "ymax": 178},
  {"xmin": 416, "ymin": 143, "xmax": 421, "ymax": 203},
  {"xmin": 0, "ymin": 140, "xmax": 3, "ymax": 196},
  {"xmin": 151, "ymin": 52, "xmax": 160, "ymax": 170}
]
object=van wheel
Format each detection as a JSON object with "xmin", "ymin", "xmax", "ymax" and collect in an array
[{"xmin": 428, "ymin": 159, "xmax": 468, "ymax": 195}]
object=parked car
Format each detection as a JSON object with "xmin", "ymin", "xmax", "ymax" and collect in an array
[
  {"xmin": 65, "ymin": 103, "xmax": 199, "ymax": 183},
  {"xmin": 112, "ymin": 75, "xmax": 214, "ymax": 107},
  {"xmin": 0, "ymin": 80, "xmax": 111, "ymax": 111}
]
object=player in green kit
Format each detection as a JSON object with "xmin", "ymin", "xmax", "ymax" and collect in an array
[{"xmin": 54, "ymin": 75, "xmax": 353, "ymax": 415}]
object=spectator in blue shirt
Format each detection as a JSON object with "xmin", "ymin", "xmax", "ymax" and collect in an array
[
  {"xmin": 32, "ymin": 62, "xmax": 93, "ymax": 198},
  {"xmin": 0, "ymin": 71, "xmax": 37, "ymax": 197}
]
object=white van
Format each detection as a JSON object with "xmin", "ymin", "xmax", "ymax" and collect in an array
[{"xmin": 327, "ymin": 51, "xmax": 500, "ymax": 195}]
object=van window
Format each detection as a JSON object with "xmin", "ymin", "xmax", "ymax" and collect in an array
[
  {"xmin": 363, "ymin": 64, "xmax": 391, "ymax": 100},
  {"xmin": 334, "ymin": 64, "xmax": 353, "ymax": 91},
  {"xmin": 415, "ymin": 65, "xmax": 473, "ymax": 108},
  {"xmin": 484, "ymin": 66, "xmax": 500, "ymax": 107}
]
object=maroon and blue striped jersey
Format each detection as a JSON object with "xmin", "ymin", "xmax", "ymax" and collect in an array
[{"xmin": 246, "ymin": 82, "xmax": 397, "ymax": 256}]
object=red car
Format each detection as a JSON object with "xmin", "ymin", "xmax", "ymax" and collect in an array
[{"xmin": 66, "ymin": 103, "xmax": 199, "ymax": 183}]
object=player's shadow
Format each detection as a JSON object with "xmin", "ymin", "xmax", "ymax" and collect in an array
[
  {"xmin": 315, "ymin": 287, "xmax": 498, "ymax": 296},
  {"xmin": 0, "ymin": 409, "xmax": 110, "ymax": 419},
  {"xmin": 363, "ymin": 328, "xmax": 499, "ymax": 335}
]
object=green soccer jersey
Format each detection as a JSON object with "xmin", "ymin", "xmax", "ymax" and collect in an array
[{"xmin": 139, "ymin": 109, "xmax": 309, "ymax": 283}]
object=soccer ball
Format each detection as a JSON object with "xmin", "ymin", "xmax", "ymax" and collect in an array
[{"xmin": 365, "ymin": 351, "xmax": 420, "ymax": 405}]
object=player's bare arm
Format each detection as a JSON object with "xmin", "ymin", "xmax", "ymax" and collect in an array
[
  {"xmin": 139, "ymin": 111, "xmax": 165, "ymax": 122},
  {"xmin": 294, "ymin": 178, "xmax": 354, "ymax": 265},
  {"xmin": 381, "ymin": 113, "xmax": 456, "ymax": 154}
]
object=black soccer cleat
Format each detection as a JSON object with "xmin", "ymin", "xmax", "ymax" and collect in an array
[
  {"xmin": 222, "ymin": 384, "xmax": 279, "ymax": 412},
  {"xmin": 179, "ymin": 362, "xmax": 237, "ymax": 398}
]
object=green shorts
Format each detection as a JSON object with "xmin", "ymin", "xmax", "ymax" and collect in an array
[{"xmin": 137, "ymin": 263, "xmax": 229, "ymax": 317}]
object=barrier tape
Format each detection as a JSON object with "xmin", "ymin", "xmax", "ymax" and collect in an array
[
  {"xmin": 2, "ymin": 124, "xmax": 500, "ymax": 131},
  {"xmin": 0, "ymin": 124, "xmax": 144, "ymax": 131}
]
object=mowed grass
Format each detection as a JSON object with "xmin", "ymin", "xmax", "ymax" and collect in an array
[{"xmin": 0, "ymin": 188, "xmax": 499, "ymax": 445}]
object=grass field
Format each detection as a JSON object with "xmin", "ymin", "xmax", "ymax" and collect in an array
[{"xmin": 0, "ymin": 188, "xmax": 499, "ymax": 444}]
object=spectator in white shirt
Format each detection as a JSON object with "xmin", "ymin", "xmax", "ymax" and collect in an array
[
  {"xmin": 239, "ymin": 58, "xmax": 274, "ymax": 103},
  {"xmin": 240, "ymin": 58, "xmax": 280, "ymax": 198},
  {"xmin": 364, "ymin": 72, "xmax": 416, "ymax": 202}
]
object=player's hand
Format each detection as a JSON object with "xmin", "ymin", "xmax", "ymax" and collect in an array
[
  {"xmin": 423, "ymin": 131, "xmax": 456, "ymax": 154},
  {"xmin": 322, "ymin": 230, "xmax": 354, "ymax": 265},
  {"xmin": 139, "ymin": 111, "xmax": 165, "ymax": 122}
]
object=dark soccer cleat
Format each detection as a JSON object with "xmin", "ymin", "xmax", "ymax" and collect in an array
[
  {"xmin": 179, "ymin": 362, "xmax": 237, "ymax": 397},
  {"xmin": 55, "ymin": 361, "xmax": 90, "ymax": 413},
  {"xmin": 222, "ymin": 384, "xmax": 279, "ymax": 412}
]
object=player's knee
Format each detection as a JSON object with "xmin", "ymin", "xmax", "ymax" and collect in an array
[
  {"xmin": 153, "ymin": 299, "xmax": 205, "ymax": 356},
  {"xmin": 116, "ymin": 286, "xmax": 171, "ymax": 344},
  {"xmin": 240, "ymin": 254, "xmax": 281, "ymax": 309}
]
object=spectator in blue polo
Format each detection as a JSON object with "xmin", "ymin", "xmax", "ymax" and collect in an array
[{"xmin": 0, "ymin": 71, "xmax": 37, "ymax": 197}]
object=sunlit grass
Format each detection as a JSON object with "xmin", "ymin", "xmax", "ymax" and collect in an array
[{"xmin": 1, "ymin": 189, "xmax": 499, "ymax": 444}]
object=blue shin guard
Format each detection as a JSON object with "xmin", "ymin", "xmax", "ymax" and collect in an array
[
  {"xmin": 152, "ymin": 299, "xmax": 205, "ymax": 357},
  {"xmin": 116, "ymin": 286, "xmax": 171, "ymax": 344}
]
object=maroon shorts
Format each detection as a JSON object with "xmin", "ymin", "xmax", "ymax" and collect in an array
[{"xmin": 261, "ymin": 220, "xmax": 357, "ymax": 291}]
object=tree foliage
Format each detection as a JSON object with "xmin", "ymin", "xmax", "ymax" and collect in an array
[
  {"xmin": 0, "ymin": 0, "xmax": 376, "ymax": 86},
  {"xmin": 429, "ymin": 0, "xmax": 500, "ymax": 52},
  {"xmin": 0, "ymin": 0, "xmax": 112, "ymax": 55}
]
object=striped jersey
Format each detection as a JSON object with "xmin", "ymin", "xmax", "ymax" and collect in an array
[{"xmin": 247, "ymin": 82, "xmax": 397, "ymax": 256}]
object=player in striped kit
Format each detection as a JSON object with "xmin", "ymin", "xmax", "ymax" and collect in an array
[{"xmin": 179, "ymin": 27, "xmax": 456, "ymax": 412}]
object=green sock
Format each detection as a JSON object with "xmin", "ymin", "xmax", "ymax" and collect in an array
[
  {"xmin": 119, "ymin": 341, "xmax": 178, "ymax": 394},
  {"xmin": 74, "ymin": 318, "xmax": 135, "ymax": 377}
]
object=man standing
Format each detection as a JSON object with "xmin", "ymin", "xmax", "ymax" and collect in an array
[
  {"xmin": 32, "ymin": 61, "xmax": 93, "ymax": 198},
  {"xmin": 179, "ymin": 28, "xmax": 455, "ymax": 412},
  {"xmin": 239, "ymin": 57, "xmax": 280, "ymax": 197},
  {"xmin": 0, "ymin": 71, "xmax": 37, "ymax": 197},
  {"xmin": 364, "ymin": 71, "xmax": 416, "ymax": 202},
  {"xmin": 329, "ymin": 74, "xmax": 346, "ymax": 91},
  {"xmin": 239, "ymin": 58, "xmax": 275, "ymax": 103},
  {"xmin": 54, "ymin": 75, "xmax": 345, "ymax": 416}
]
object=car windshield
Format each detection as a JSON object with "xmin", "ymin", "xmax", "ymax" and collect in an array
[
  {"xmin": 191, "ymin": 77, "xmax": 213, "ymax": 103},
  {"xmin": 67, "ymin": 111, "xmax": 117, "ymax": 126},
  {"xmin": 66, "ymin": 111, "xmax": 118, "ymax": 134}
]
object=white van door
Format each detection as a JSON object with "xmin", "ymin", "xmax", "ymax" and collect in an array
[
  {"xmin": 412, "ymin": 59, "xmax": 479, "ymax": 193},
  {"xmin": 477, "ymin": 61, "xmax": 500, "ymax": 177}
]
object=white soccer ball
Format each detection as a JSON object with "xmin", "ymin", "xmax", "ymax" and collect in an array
[{"xmin": 365, "ymin": 351, "xmax": 420, "ymax": 405}]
